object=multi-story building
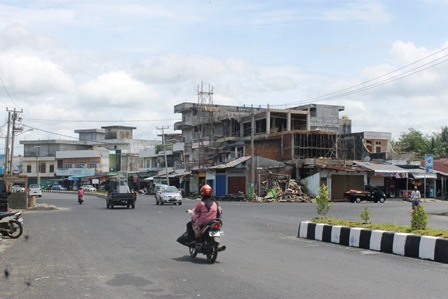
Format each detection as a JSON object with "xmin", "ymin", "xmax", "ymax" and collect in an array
[
  {"xmin": 173, "ymin": 102, "xmax": 356, "ymax": 196},
  {"xmin": 20, "ymin": 125, "xmax": 158, "ymax": 187},
  {"xmin": 174, "ymin": 102, "xmax": 351, "ymax": 171}
]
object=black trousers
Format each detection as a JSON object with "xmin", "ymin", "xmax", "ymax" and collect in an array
[{"xmin": 186, "ymin": 221, "xmax": 195, "ymax": 241}]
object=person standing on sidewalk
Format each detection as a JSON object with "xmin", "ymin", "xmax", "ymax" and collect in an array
[{"xmin": 411, "ymin": 185, "xmax": 421, "ymax": 210}]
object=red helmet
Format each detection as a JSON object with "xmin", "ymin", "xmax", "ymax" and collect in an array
[{"xmin": 200, "ymin": 184, "xmax": 213, "ymax": 197}]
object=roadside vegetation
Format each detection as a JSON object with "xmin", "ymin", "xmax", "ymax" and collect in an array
[
  {"xmin": 311, "ymin": 217, "xmax": 448, "ymax": 238},
  {"xmin": 313, "ymin": 185, "xmax": 448, "ymax": 238}
]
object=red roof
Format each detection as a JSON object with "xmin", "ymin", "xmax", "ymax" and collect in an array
[{"xmin": 432, "ymin": 159, "xmax": 448, "ymax": 174}]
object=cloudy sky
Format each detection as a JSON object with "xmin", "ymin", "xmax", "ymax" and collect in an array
[{"xmin": 1, "ymin": 0, "xmax": 448, "ymax": 155}]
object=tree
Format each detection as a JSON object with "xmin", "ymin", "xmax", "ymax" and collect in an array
[
  {"xmin": 393, "ymin": 128, "xmax": 426, "ymax": 153},
  {"xmin": 315, "ymin": 184, "xmax": 332, "ymax": 218},
  {"xmin": 392, "ymin": 128, "xmax": 448, "ymax": 159},
  {"xmin": 439, "ymin": 126, "xmax": 448, "ymax": 156}
]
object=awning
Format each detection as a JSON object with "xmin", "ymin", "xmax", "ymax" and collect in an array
[
  {"xmin": 411, "ymin": 172, "xmax": 437, "ymax": 179},
  {"xmin": 354, "ymin": 161, "xmax": 408, "ymax": 178}
]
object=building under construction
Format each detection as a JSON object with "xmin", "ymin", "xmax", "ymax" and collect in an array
[{"xmin": 174, "ymin": 98, "xmax": 350, "ymax": 170}]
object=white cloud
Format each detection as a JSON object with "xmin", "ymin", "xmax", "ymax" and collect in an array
[
  {"xmin": 322, "ymin": 1, "xmax": 391, "ymax": 24},
  {"xmin": 78, "ymin": 71, "xmax": 159, "ymax": 107},
  {"xmin": 0, "ymin": 0, "xmax": 446, "ymax": 150},
  {"xmin": 0, "ymin": 53, "xmax": 75, "ymax": 96}
]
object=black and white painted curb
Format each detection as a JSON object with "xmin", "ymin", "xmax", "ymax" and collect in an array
[{"xmin": 298, "ymin": 221, "xmax": 448, "ymax": 264}]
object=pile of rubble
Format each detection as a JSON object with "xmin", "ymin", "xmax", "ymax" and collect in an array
[{"xmin": 256, "ymin": 179, "xmax": 313, "ymax": 203}]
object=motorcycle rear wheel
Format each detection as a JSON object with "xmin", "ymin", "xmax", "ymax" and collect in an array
[
  {"xmin": 206, "ymin": 241, "xmax": 218, "ymax": 263},
  {"xmin": 7, "ymin": 219, "xmax": 23, "ymax": 239}
]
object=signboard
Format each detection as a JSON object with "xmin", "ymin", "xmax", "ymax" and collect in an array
[{"xmin": 425, "ymin": 154, "xmax": 433, "ymax": 173}]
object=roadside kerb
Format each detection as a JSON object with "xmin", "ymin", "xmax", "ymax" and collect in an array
[{"xmin": 298, "ymin": 221, "xmax": 448, "ymax": 264}]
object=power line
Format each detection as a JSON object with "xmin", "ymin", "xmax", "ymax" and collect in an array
[
  {"xmin": 25, "ymin": 118, "xmax": 181, "ymax": 123},
  {"xmin": 0, "ymin": 76, "xmax": 19, "ymax": 108},
  {"xmin": 21, "ymin": 124, "xmax": 79, "ymax": 140},
  {"xmin": 281, "ymin": 44, "xmax": 448, "ymax": 107}
]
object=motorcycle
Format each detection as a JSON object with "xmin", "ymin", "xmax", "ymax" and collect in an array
[
  {"xmin": 0, "ymin": 210, "xmax": 23, "ymax": 239},
  {"xmin": 78, "ymin": 195, "xmax": 84, "ymax": 204},
  {"xmin": 177, "ymin": 209, "xmax": 226, "ymax": 264}
]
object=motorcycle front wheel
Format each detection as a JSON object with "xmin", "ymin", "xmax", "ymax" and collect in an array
[
  {"xmin": 7, "ymin": 219, "xmax": 23, "ymax": 239},
  {"xmin": 189, "ymin": 246, "xmax": 197, "ymax": 258},
  {"xmin": 206, "ymin": 240, "xmax": 218, "ymax": 263}
]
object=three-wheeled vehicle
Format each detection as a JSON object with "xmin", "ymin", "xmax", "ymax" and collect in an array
[{"xmin": 106, "ymin": 171, "xmax": 137, "ymax": 209}]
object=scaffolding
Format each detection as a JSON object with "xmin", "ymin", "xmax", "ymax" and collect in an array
[
  {"xmin": 196, "ymin": 82, "xmax": 215, "ymax": 169},
  {"xmin": 294, "ymin": 131, "xmax": 338, "ymax": 159}
]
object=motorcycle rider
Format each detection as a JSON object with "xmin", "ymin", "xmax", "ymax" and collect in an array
[
  {"xmin": 186, "ymin": 184, "xmax": 222, "ymax": 245},
  {"xmin": 77, "ymin": 186, "xmax": 84, "ymax": 203}
]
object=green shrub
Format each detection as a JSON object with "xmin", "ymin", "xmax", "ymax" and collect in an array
[
  {"xmin": 359, "ymin": 205, "xmax": 371, "ymax": 224},
  {"xmin": 411, "ymin": 205, "xmax": 428, "ymax": 230},
  {"xmin": 315, "ymin": 184, "xmax": 332, "ymax": 218}
]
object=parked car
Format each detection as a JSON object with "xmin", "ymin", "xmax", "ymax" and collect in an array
[
  {"xmin": 11, "ymin": 185, "xmax": 25, "ymax": 193},
  {"xmin": 29, "ymin": 184, "xmax": 42, "ymax": 197},
  {"xmin": 82, "ymin": 185, "xmax": 97, "ymax": 192},
  {"xmin": 51, "ymin": 184, "xmax": 67, "ymax": 191},
  {"xmin": 156, "ymin": 185, "xmax": 183, "ymax": 205},
  {"xmin": 344, "ymin": 185, "xmax": 386, "ymax": 203}
]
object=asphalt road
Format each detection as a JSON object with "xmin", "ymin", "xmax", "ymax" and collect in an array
[{"xmin": 1, "ymin": 193, "xmax": 448, "ymax": 299}]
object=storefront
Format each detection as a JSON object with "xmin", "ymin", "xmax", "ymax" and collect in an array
[
  {"xmin": 409, "ymin": 170, "xmax": 438, "ymax": 198},
  {"xmin": 354, "ymin": 161, "xmax": 409, "ymax": 198}
]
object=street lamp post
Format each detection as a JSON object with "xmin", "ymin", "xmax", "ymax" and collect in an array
[{"xmin": 34, "ymin": 146, "xmax": 41, "ymax": 186}]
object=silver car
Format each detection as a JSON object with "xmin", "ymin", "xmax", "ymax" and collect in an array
[
  {"xmin": 156, "ymin": 185, "xmax": 183, "ymax": 205},
  {"xmin": 82, "ymin": 185, "xmax": 97, "ymax": 192}
]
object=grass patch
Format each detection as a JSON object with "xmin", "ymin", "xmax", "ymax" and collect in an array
[{"xmin": 311, "ymin": 217, "xmax": 448, "ymax": 238}]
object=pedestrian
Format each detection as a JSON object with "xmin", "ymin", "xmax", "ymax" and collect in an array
[{"xmin": 410, "ymin": 185, "xmax": 421, "ymax": 210}]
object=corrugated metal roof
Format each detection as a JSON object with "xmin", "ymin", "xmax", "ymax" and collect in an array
[
  {"xmin": 317, "ymin": 165, "xmax": 372, "ymax": 172},
  {"xmin": 354, "ymin": 161, "xmax": 408, "ymax": 172},
  {"xmin": 208, "ymin": 156, "xmax": 251, "ymax": 170}
]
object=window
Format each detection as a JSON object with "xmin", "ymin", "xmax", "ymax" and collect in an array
[
  {"xmin": 65, "ymin": 163, "xmax": 72, "ymax": 169},
  {"xmin": 40, "ymin": 163, "xmax": 46, "ymax": 174},
  {"xmin": 77, "ymin": 162, "xmax": 87, "ymax": 168},
  {"xmin": 89, "ymin": 163, "xmax": 97, "ymax": 169},
  {"xmin": 49, "ymin": 165, "xmax": 55, "ymax": 173},
  {"xmin": 27, "ymin": 165, "xmax": 31, "ymax": 173}
]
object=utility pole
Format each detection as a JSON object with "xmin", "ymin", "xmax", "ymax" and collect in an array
[
  {"xmin": 157, "ymin": 126, "xmax": 170, "ymax": 186},
  {"xmin": 9, "ymin": 108, "xmax": 23, "ymax": 174},
  {"xmin": 34, "ymin": 146, "xmax": 41, "ymax": 186},
  {"xmin": 4, "ymin": 110, "xmax": 11, "ymax": 175},
  {"xmin": 250, "ymin": 105, "xmax": 255, "ymax": 200}
]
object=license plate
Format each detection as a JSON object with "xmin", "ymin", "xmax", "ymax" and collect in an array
[
  {"xmin": 17, "ymin": 217, "xmax": 24, "ymax": 224},
  {"xmin": 209, "ymin": 231, "xmax": 222, "ymax": 237}
]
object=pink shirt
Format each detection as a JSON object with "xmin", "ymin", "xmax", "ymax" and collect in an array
[
  {"xmin": 193, "ymin": 199, "xmax": 221, "ymax": 229},
  {"xmin": 78, "ymin": 189, "xmax": 84, "ymax": 197}
]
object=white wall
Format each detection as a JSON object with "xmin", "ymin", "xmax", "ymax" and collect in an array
[{"xmin": 301, "ymin": 172, "xmax": 321, "ymax": 197}]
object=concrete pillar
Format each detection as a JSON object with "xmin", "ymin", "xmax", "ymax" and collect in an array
[{"xmin": 266, "ymin": 110, "xmax": 271, "ymax": 134}]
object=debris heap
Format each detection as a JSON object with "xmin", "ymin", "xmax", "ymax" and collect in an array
[{"xmin": 257, "ymin": 179, "xmax": 313, "ymax": 203}]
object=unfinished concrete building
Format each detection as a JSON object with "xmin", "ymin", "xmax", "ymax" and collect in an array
[
  {"xmin": 339, "ymin": 131, "xmax": 395, "ymax": 161},
  {"xmin": 174, "ymin": 102, "xmax": 351, "ymax": 170}
]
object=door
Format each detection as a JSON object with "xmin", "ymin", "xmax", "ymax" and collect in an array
[
  {"xmin": 331, "ymin": 175, "xmax": 364, "ymax": 200},
  {"xmin": 216, "ymin": 175, "xmax": 226, "ymax": 196},
  {"xmin": 228, "ymin": 176, "xmax": 246, "ymax": 195}
]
